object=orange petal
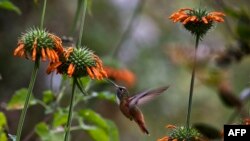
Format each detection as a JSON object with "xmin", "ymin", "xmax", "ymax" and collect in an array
[
  {"xmin": 49, "ymin": 34, "xmax": 63, "ymax": 53},
  {"xmin": 50, "ymin": 50, "xmax": 56, "ymax": 62},
  {"xmin": 67, "ymin": 64, "xmax": 75, "ymax": 77},
  {"xmin": 46, "ymin": 48, "xmax": 52, "ymax": 61},
  {"xmin": 212, "ymin": 16, "xmax": 224, "ymax": 22},
  {"xmin": 202, "ymin": 17, "xmax": 208, "ymax": 24},
  {"xmin": 190, "ymin": 16, "xmax": 197, "ymax": 22},
  {"xmin": 52, "ymin": 50, "xmax": 59, "ymax": 62},
  {"xmin": 100, "ymin": 69, "xmax": 108, "ymax": 78},
  {"xmin": 46, "ymin": 62, "xmax": 62, "ymax": 74},
  {"xmin": 173, "ymin": 14, "xmax": 188, "ymax": 22},
  {"xmin": 41, "ymin": 48, "xmax": 46, "ymax": 61},
  {"xmin": 157, "ymin": 136, "xmax": 169, "ymax": 141},
  {"xmin": 20, "ymin": 50, "xmax": 26, "ymax": 57},
  {"xmin": 210, "ymin": 12, "xmax": 225, "ymax": 16},
  {"xmin": 14, "ymin": 44, "xmax": 25, "ymax": 56},
  {"xmin": 169, "ymin": 12, "xmax": 179, "ymax": 19},
  {"xmin": 166, "ymin": 124, "xmax": 176, "ymax": 129},
  {"xmin": 182, "ymin": 16, "xmax": 192, "ymax": 24},
  {"xmin": 179, "ymin": 8, "xmax": 193, "ymax": 12},
  {"xmin": 65, "ymin": 47, "xmax": 74, "ymax": 59},
  {"xmin": 86, "ymin": 67, "xmax": 95, "ymax": 79},
  {"xmin": 32, "ymin": 48, "xmax": 36, "ymax": 61},
  {"xmin": 32, "ymin": 38, "xmax": 38, "ymax": 61},
  {"xmin": 91, "ymin": 67, "xmax": 102, "ymax": 80}
]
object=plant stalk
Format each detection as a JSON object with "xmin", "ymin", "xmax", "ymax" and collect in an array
[
  {"xmin": 70, "ymin": 0, "xmax": 84, "ymax": 35},
  {"xmin": 40, "ymin": 0, "xmax": 47, "ymax": 29},
  {"xmin": 16, "ymin": 60, "xmax": 39, "ymax": 141},
  {"xmin": 64, "ymin": 78, "xmax": 77, "ymax": 141},
  {"xmin": 111, "ymin": 0, "xmax": 145, "ymax": 58},
  {"xmin": 186, "ymin": 35, "xmax": 200, "ymax": 134},
  {"xmin": 77, "ymin": 0, "xmax": 88, "ymax": 47}
]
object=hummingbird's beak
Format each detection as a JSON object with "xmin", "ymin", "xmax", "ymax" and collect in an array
[{"xmin": 105, "ymin": 79, "xmax": 119, "ymax": 88}]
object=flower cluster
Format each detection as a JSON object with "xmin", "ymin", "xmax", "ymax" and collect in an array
[
  {"xmin": 14, "ymin": 28, "xmax": 63, "ymax": 62},
  {"xmin": 47, "ymin": 47, "xmax": 107, "ymax": 79},
  {"xmin": 158, "ymin": 125, "xmax": 202, "ymax": 141},
  {"xmin": 169, "ymin": 8, "xmax": 225, "ymax": 37},
  {"xmin": 14, "ymin": 28, "xmax": 107, "ymax": 80}
]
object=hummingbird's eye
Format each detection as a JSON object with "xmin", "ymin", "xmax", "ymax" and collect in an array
[{"xmin": 119, "ymin": 88, "xmax": 123, "ymax": 92}]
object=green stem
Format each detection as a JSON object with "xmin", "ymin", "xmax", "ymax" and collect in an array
[
  {"xmin": 77, "ymin": 0, "xmax": 88, "ymax": 47},
  {"xmin": 40, "ymin": 0, "xmax": 47, "ymax": 29},
  {"xmin": 16, "ymin": 60, "xmax": 39, "ymax": 141},
  {"xmin": 111, "ymin": 0, "xmax": 145, "ymax": 58},
  {"xmin": 70, "ymin": 0, "xmax": 84, "ymax": 35},
  {"xmin": 186, "ymin": 35, "xmax": 200, "ymax": 134},
  {"xmin": 64, "ymin": 78, "xmax": 77, "ymax": 141}
]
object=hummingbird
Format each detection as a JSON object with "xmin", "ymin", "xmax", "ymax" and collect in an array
[{"xmin": 107, "ymin": 80, "xmax": 169, "ymax": 134}]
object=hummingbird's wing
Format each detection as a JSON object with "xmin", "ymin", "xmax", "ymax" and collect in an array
[{"xmin": 128, "ymin": 86, "xmax": 169, "ymax": 108}]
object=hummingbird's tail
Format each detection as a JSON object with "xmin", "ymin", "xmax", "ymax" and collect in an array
[
  {"xmin": 130, "ymin": 107, "xmax": 150, "ymax": 135},
  {"xmin": 135, "ymin": 118, "xmax": 149, "ymax": 135}
]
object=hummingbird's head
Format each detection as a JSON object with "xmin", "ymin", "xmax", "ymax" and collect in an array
[{"xmin": 116, "ymin": 86, "xmax": 128, "ymax": 100}]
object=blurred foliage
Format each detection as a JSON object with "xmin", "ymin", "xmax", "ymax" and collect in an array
[
  {"xmin": 4, "ymin": 77, "xmax": 118, "ymax": 141},
  {"xmin": 0, "ymin": 0, "xmax": 21, "ymax": 14},
  {"xmin": 0, "ymin": 112, "xmax": 7, "ymax": 141},
  {"xmin": 7, "ymin": 88, "xmax": 37, "ymax": 110},
  {"xmin": 1, "ymin": 0, "xmax": 250, "ymax": 141}
]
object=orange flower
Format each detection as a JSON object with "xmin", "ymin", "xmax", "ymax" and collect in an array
[
  {"xmin": 14, "ymin": 28, "xmax": 63, "ymax": 62},
  {"xmin": 47, "ymin": 47, "xmax": 107, "ymax": 80},
  {"xmin": 46, "ymin": 62, "xmax": 62, "ymax": 74},
  {"xmin": 169, "ymin": 8, "xmax": 225, "ymax": 37},
  {"xmin": 104, "ymin": 66, "xmax": 136, "ymax": 88},
  {"xmin": 169, "ymin": 8, "xmax": 225, "ymax": 25},
  {"xmin": 157, "ymin": 136, "xmax": 170, "ymax": 141},
  {"xmin": 166, "ymin": 124, "xmax": 177, "ymax": 129},
  {"xmin": 158, "ymin": 124, "xmax": 202, "ymax": 141}
]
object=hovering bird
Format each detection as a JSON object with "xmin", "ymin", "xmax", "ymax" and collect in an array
[{"xmin": 107, "ymin": 80, "xmax": 169, "ymax": 135}]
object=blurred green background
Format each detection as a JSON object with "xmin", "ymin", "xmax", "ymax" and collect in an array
[{"xmin": 1, "ymin": 0, "xmax": 250, "ymax": 140}]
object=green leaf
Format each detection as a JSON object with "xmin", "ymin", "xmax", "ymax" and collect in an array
[
  {"xmin": 0, "ymin": 0, "xmax": 21, "ymax": 14},
  {"xmin": 42, "ymin": 90, "xmax": 54, "ymax": 104},
  {"xmin": 0, "ymin": 112, "xmax": 8, "ymax": 141},
  {"xmin": 52, "ymin": 111, "xmax": 68, "ymax": 128},
  {"xmin": 78, "ymin": 110, "xmax": 119, "ymax": 140},
  {"xmin": 0, "ymin": 132, "xmax": 7, "ymax": 141},
  {"xmin": 7, "ymin": 88, "xmax": 37, "ymax": 110},
  {"xmin": 92, "ymin": 91, "xmax": 116, "ymax": 102},
  {"xmin": 78, "ymin": 109, "xmax": 109, "ymax": 130},
  {"xmin": 0, "ymin": 112, "xmax": 7, "ymax": 130},
  {"xmin": 106, "ymin": 120, "xmax": 119, "ymax": 141},
  {"xmin": 79, "ymin": 77, "xmax": 91, "ymax": 87},
  {"xmin": 35, "ymin": 122, "xmax": 50, "ymax": 141},
  {"xmin": 35, "ymin": 122, "xmax": 64, "ymax": 141},
  {"xmin": 87, "ymin": 127, "xmax": 109, "ymax": 141},
  {"xmin": 49, "ymin": 132, "xmax": 64, "ymax": 141}
]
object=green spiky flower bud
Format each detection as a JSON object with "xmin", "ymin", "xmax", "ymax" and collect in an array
[
  {"xmin": 14, "ymin": 28, "xmax": 63, "ymax": 62},
  {"xmin": 47, "ymin": 47, "xmax": 107, "ymax": 79}
]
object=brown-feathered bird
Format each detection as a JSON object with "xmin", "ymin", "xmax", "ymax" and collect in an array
[{"xmin": 114, "ymin": 85, "xmax": 169, "ymax": 134}]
